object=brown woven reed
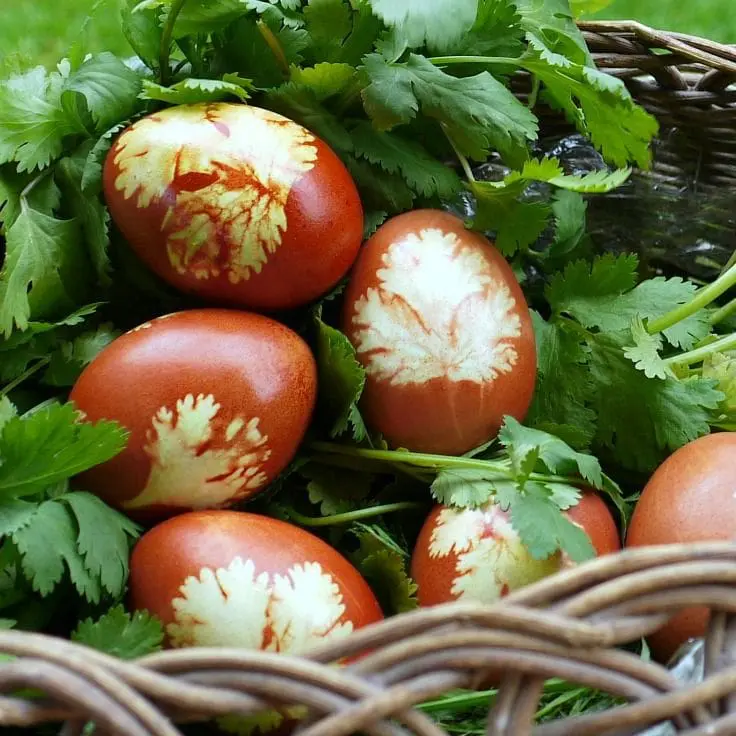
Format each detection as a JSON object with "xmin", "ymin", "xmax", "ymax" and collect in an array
[
  {"xmin": 3, "ymin": 543, "xmax": 736, "ymax": 735},
  {"xmin": 2, "ymin": 20, "xmax": 736, "ymax": 736}
]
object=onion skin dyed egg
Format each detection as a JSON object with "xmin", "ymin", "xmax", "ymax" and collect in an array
[
  {"xmin": 103, "ymin": 102, "xmax": 364, "ymax": 311},
  {"xmin": 129, "ymin": 510, "xmax": 384, "ymax": 653},
  {"xmin": 626, "ymin": 432, "xmax": 736, "ymax": 662},
  {"xmin": 342, "ymin": 209, "xmax": 537, "ymax": 455},
  {"xmin": 68, "ymin": 309, "xmax": 317, "ymax": 519},
  {"xmin": 411, "ymin": 493, "xmax": 620, "ymax": 607}
]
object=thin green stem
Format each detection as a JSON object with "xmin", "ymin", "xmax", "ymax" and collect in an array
[
  {"xmin": 647, "ymin": 261, "xmax": 736, "ymax": 335},
  {"xmin": 0, "ymin": 358, "xmax": 51, "ymax": 398},
  {"xmin": 418, "ymin": 690, "xmax": 496, "ymax": 713},
  {"xmin": 285, "ymin": 502, "xmax": 426, "ymax": 527},
  {"xmin": 19, "ymin": 170, "xmax": 51, "ymax": 201},
  {"xmin": 663, "ymin": 332, "xmax": 736, "ymax": 367},
  {"xmin": 442, "ymin": 123, "xmax": 475, "ymax": 183},
  {"xmin": 429, "ymin": 55, "xmax": 523, "ymax": 67},
  {"xmin": 257, "ymin": 20, "xmax": 291, "ymax": 79},
  {"xmin": 159, "ymin": 0, "xmax": 188, "ymax": 85},
  {"xmin": 711, "ymin": 297, "xmax": 736, "ymax": 326},
  {"xmin": 527, "ymin": 75, "xmax": 541, "ymax": 109}
]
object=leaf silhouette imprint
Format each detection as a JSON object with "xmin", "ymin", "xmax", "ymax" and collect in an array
[
  {"xmin": 352, "ymin": 228, "xmax": 522, "ymax": 385},
  {"xmin": 430, "ymin": 505, "xmax": 558, "ymax": 603},
  {"xmin": 123, "ymin": 393, "xmax": 271, "ymax": 510},
  {"xmin": 167, "ymin": 557, "xmax": 354, "ymax": 652},
  {"xmin": 112, "ymin": 104, "xmax": 318, "ymax": 282}
]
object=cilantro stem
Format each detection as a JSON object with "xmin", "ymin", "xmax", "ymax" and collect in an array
[
  {"xmin": 429, "ymin": 56, "xmax": 523, "ymax": 68},
  {"xmin": 527, "ymin": 76, "xmax": 541, "ymax": 109},
  {"xmin": 284, "ymin": 502, "xmax": 426, "ymax": 527},
  {"xmin": 309, "ymin": 442, "xmax": 593, "ymax": 489},
  {"xmin": 159, "ymin": 0, "xmax": 188, "ymax": 85},
  {"xmin": 663, "ymin": 332, "xmax": 736, "ymax": 367},
  {"xmin": 442, "ymin": 123, "xmax": 475, "ymax": 183},
  {"xmin": 0, "ymin": 358, "xmax": 51, "ymax": 398},
  {"xmin": 257, "ymin": 20, "xmax": 291, "ymax": 80},
  {"xmin": 711, "ymin": 297, "xmax": 736, "ymax": 326},
  {"xmin": 647, "ymin": 261, "xmax": 736, "ymax": 336}
]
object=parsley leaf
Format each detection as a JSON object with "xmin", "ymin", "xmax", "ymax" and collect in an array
[
  {"xmin": 0, "ymin": 402, "xmax": 128, "ymax": 499},
  {"xmin": 43, "ymin": 324, "xmax": 118, "ymax": 386},
  {"xmin": 121, "ymin": 0, "xmax": 163, "ymax": 73},
  {"xmin": 303, "ymin": 0, "xmax": 352, "ymax": 62},
  {"xmin": 431, "ymin": 468, "xmax": 512, "ymax": 508},
  {"xmin": 72, "ymin": 605, "xmax": 163, "ymax": 659},
  {"xmin": 350, "ymin": 121, "xmax": 462, "ymax": 199},
  {"xmin": 623, "ymin": 317, "xmax": 670, "ymax": 380},
  {"xmin": 140, "ymin": 77, "xmax": 252, "ymax": 104},
  {"xmin": 301, "ymin": 463, "xmax": 372, "ymax": 515},
  {"xmin": 366, "ymin": 0, "xmax": 477, "ymax": 52},
  {"xmin": 463, "ymin": 0, "xmax": 525, "ymax": 58},
  {"xmin": 0, "ymin": 66, "xmax": 74, "ymax": 172},
  {"xmin": 314, "ymin": 316, "xmax": 368, "ymax": 441},
  {"xmin": 361, "ymin": 53, "xmax": 538, "ymax": 163}
]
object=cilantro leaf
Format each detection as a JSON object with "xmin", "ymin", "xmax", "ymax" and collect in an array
[
  {"xmin": 289, "ymin": 63, "xmax": 356, "ymax": 100},
  {"xmin": 43, "ymin": 324, "xmax": 118, "ymax": 386},
  {"xmin": 0, "ymin": 199, "xmax": 86, "ymax": 336},
  {"xmin": 303, "ymin": 0, "xmax": 352, "ymax": 62},
  {"xmin": 361, "ymin": 53, "xmax": 538, "ymax": 163},
  {"xmin": 350, "ymin": 122, "xmax": 462, "ymax": 199},
  {"xmin": 0, "ymin": 398, "xmax": 16, "ymax": 432},
  {"xmin": 140, "ymin": 77, "xmax": 252, "ymax": 104},
  {"xmin": 430, "ymin": 468, "xmax": 505, "ymax": 508},
  {"xmin": 61, "ymin": 53, "xmax": 143, "ymax": 135},
  {"xmin": 64, "ymin": 492, "xmax": 140, "ymax": 598},
  {"xmin": 0, "ymin": 498, "xmax": 38, "ymax": 537},
  {"xmin": 544, "ymin": 189, "xmax": 588, "ymax": 265},
  {"xmin": 314, "ymin": 316, "xmax": 367, "ymax": 441},
  {"xmin": 121, "ymin": 0, "xmax": 164, "ymax": 72},
  {"xmin": 344, "ymin": 155, "xmax": 415, "ymax": 213},
  {"xmin": 0, "ymin": 402, "xmax": 128, "ymax": 499},
  {"xmin": 463, "ymin": 0, "xmax": 525, "ymax": 58},
  {"xmin": 72, "ymin": 605, "xmax": 163, "ymax": 659},
  {"xmin": 351, "ymin": 525, "xmax": 418, "ymax": 614},
  {"xmin": 498, "ymin": 416, "xmax": 603, "ymax": 489},
  {"xmin": 510, "ymin": 482, "xmax": 595, "ymax": 562},
  {"xmin": 703, "ymin": 352, "xmax": 736, "ymax": 429},
  {"xmin": 366, "ymin": 0, "xmax": 477, "ymax": 52},
  {"xmin": 526, "ymin": 312, "xmax": 597, "ymax": 449},
  {"xmin": 623, "ymin": 317, "xmax": 670, "ymax": 380},
  {"xmin": 0, "ymin": 66, "xmax": 74, "ymax": 172},
  {"xmin": 166, "ymin": 0, "xmax": 251, "ymax": 38},
  {"xmin": 301, "ymin": 463, "xmax": 372, "ymax": 515},
  {"xmin": 589, "ymin": 331, "xmax": 724, "ymax": 471},
  {"xmin": 363, "ymin": 210, "xmax": 388, "ymax": 238}
]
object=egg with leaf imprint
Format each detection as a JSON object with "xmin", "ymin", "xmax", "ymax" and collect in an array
[
  {"xmin": 68, "ymin": 309, "xmax": 317, "ymax": 519},
  {"xmin": 129, "ymin": 510, "xmax": 384, "ymax": 654},
  {"xmin": 411, "ymin": 493, "xmax": 621, "ymax": 607},
  {"xmin": 626, "ymin": 432, "xmax": 736, "ymax": 663},
  {"xmin": 342, "ymin": 209, "xmax": 537, "ymax": 455},
  {"xmin": 103, "ymin": 102, "xmax": 364, "ymax": 311}
]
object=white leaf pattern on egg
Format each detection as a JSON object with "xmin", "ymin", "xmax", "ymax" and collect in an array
[
  {"xmin": 351, "ymin": 228, "xmax": 522, "ymax": 386},
  {"xmin": 166, "ymin": 556, "xmax": 353, "ymax": 654},
  {"xmin": 123, "ymin": 393, "xmax": 271, "ymax": 510},
  {"xmin": 112, "ymin": 104, "xmax": 317, "ymax": 282},
  {"xmin": 429, "ymin": 505, "xmax": 559, "ymax": 604}
]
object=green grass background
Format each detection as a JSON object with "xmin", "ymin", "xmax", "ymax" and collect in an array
[{"xmin": 0, "ymin": 0, "xmax": 734, "ymax": 69}]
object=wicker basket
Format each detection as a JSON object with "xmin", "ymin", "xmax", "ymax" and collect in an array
[{"xmin": 2, "ymin": 20, "xmax": 736, "ymax": 736}]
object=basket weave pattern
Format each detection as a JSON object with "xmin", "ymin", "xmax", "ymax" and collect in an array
[{"xmin": 2, "ymin": 21, "xmax": 736, "ymax": 736}]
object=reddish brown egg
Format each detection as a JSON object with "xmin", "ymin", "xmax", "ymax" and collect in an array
[
  {"xmin": 103, "ymin": 102, "xmax": 364, "ymax": 311},
  {"xmin": 411, "ymin": 493, "xmax": 620, "ymax": 607},
  {"xmin": 342, "ymin": 209, "xmax": 537, "ymax": 455},
  {"xmin": 129, "ymin": 510, "xmax": 384, "ymax": 652},
  {"xmin": 626, "ymin": 432, "xmax": 736, "ymax": 662},
  {"xmin": 69, "ymin": 309, "xmax": 317, "ymax": 518}
]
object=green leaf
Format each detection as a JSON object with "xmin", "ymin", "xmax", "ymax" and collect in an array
[
  {"xmin": 589, "ymin": 331, "xmax": 724, "ymax": 471},
  {"xmin": 0, "ymin": 402, "xmax": 128, "ymax": 499},
  {"xmin": 526, "ymin": 313, "xmax": 597, "ymax": 450},
  {"xmin": 166, "ymin": 0, "xmax": 252, "ymax": 38},
  {"xmin": 351, "ymin": 526, "xmax": 418, "ymax": 614},
  {"xmin": 570, "ymin": 0, "xmax": 613, "ymax": 16},
  {"xmin": 363, "ymin": 210, "xmax": 387, "ymax": 238},
  {"xmin": 623, "ymin": 317, "xmax": 670, "ymax": 380},
  {"xmin": 72, "ymin": 605, "xmax": 163, "ymax": 659},
  {"xmin": 702, "ymin": 352, "xmax": 736, "ymax": 426},
  {"xmin": 361, "ymin": 53, "xmax": 538, "ymax": 163},
  {"xmin": 350, "ymin": 122, "xmax": 462, "ymax": 199},
  {"xmin": 314, "ymin": 317, "xmax": 367, "ymax": 441},
  {"xmin": 57, "ymin": 144, "xmax": 112, "ymax": 286},
  {"xmin": 430, "ymin": 468, "xmax": 510, "ymax": 508},
  {"xmin": 365, "ymin": 0, "xmax": 478, "ymax": 52},
  {"xmin": 12, "ymin": 498, "xmax": 99, "ymax": 599},
  {"xmin": 0, "ymin": 398, "xmax": 16, "ymax": 433},
  {"xmin": 545, "ymin": 189, "xmax": 588, "ymax": 264},
  {"xmin": 345, "ymin": 155, "xmax": 415, "ymax": 213},
  {"xmin": 61, "ymin": 53, "xmax": 143, "ymax": 135},
  {"xmin": 43, "ymin": 324, "xmax": 118, "ymax": 386},
  {"xmin": 303, "ymin": 0, "xmax": 352, "ymax": 62},
  {"xmin": 81, "ymin": 122, "xmax": 127, "ymax": 194},
  {"xmin": 498, "ymin": 416, "xmax": 603, "ymax": 489},
  {"xmin": 121, "ymin": 0, "xmax": 164, "ymax": 72},
  {"xmin": 140, "ymin": 77, "xmax": 252, "ymax": 104},
  {"xmin": 0, "ymin": 498, "xmax": 38, "ymax": 537},
  {"xmin": 510, "ymin": 483, "xmax": 595, "ymax": 562},
  {"xmin": 63, "ymin": 492, "xmax": 140, "ymax": 598},
  {"xmin": 0, "ymin": 66, "xmax": 74, "ymax": 172},
  {"xmin": 289, "ymin": 63, "xmax": 356, "ymax": 101},
  {"xmin": 0, "ymin": 199, "xmax": 86, "ymax": 336},
  {"xmin": 301, "ymin": 463, "xmax": 372, "ymax": 515}
]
